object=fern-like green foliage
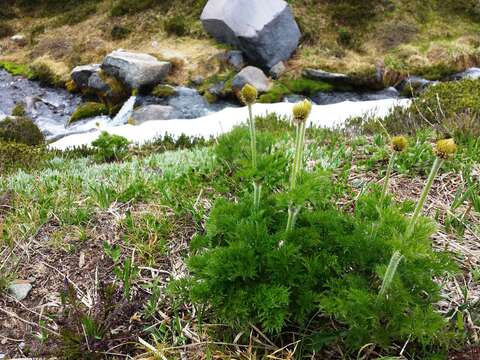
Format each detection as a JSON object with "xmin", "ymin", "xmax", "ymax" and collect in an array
[{"xmin": 181, "ymin": 121, "xmax": 458, "ymax": 355}]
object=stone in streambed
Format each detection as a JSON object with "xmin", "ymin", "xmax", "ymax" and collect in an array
[
  {"xmin": 102, "ymin": 50, "xmax": 171, "ymax": 90},
  {"xmin": 232, "ymin": 66, "xmax": 271, "ymax": 93}
]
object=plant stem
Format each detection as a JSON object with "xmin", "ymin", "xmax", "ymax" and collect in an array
[
  {"xmin": 287, "ymin": 121, "xmax": 307, "ymax": 232},
  {"xmin": 248, "ymin": 104, "xmax": 257, "ymax": 170},
  {"xmin": 381, "ymin": 152, "xmax": 396, "ymax": 204},
  {"xmin": 253, "ymin": 181, "xmax": 262, "ymax": 212},
  {"xmin": 406, "ymin": 157, "xmax": 444, "ymax": 237},
  {"xmin": 378, "ymin": 251, "xmax": 404, "ymax": 299}
]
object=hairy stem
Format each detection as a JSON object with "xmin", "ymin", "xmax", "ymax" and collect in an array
[
  {"xmin": 381, "ymin": 152, "xmax": 396, "ymax": 204},
  {"xmin": 248, "ymin": 104, "xmax": 257, "ymax": 170},
  {"xmin": 406, "ymin": 157, "xmax": 444, "ymax": 237},
  {"xmin": 378, "ymin": 251, "xmax": 404, "ymax": 299}
]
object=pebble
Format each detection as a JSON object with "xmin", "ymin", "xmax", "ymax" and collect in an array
[{"xmin": 8, "ymin": 281, "xmax": 33, "ymax": 301}]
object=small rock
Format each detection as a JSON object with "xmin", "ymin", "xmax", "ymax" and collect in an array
[
  {"xmin": 87, "ymin": 72, "xmax": 110, "ymax": 93},
  {"xmin": 131, "ymin": 104, "xmax": 177, "ymax": 124},
  {"xmin": 303, "ymin": 68, "xmax": 351, "ymax": 86},
  {"xmin": 8, "ymin": 280, "xmax": 32, "ymax": 301},
  {"xmin": 10, "ymin": 34, "xmax": 27, "ymax": 47},
  {"xmin": 232, "ymin": 66, "xmax": 271, "ymax": 93},
  {"xmin": 396, "ymin": 76, "xmax": 433, "ymax": 96},
  {"xmin": 191, "ymin": 76, "xmax": 204, "ymax": 86},
  {"xmin": 270, "ymin": 61, "xmax": 286, "ymax": 79},
  {"xmin": 102, "ymin": 50, "xmax": 171, "ymax": 90},
  {"xmin": 226, "ymin": 50, "xmax": 245, "ymax": 70},
  {"xmin": 71, "ymin": 64, "xmax": 102, "ymax": 89},
  {"xmin": 208, "ymin": 81, "xmax": 226, "ymax": 96},
  {"xmin": 446, "ymin": 67, "xmax": 480, "ymax": 81}
]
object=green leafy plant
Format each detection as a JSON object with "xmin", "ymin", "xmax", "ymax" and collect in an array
[{"xmin": 91, "ymin": 131, "xmax": 130, "ymax": 162}]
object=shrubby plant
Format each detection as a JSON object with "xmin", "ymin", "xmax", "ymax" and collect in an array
[
  {"xmin": 91, "ymin": 131, "xmax": 130, "ymax": 162},
  {"xmin": 180, "ymin": 86, "xmax": 459, "ymax": 356}
]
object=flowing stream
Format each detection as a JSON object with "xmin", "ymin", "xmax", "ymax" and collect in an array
[{"xmin": 0, "ymin": 68, "xmax": 408, "ymax": 149}]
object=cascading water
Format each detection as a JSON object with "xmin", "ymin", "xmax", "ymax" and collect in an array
[{"xmin": 111, "ymin": 95, "xmax": 137, "ymax": 126}]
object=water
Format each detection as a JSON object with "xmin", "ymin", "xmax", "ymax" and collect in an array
[{"xmin": 0, "ymin": 69, "xmax": 401, "ymax": 143}]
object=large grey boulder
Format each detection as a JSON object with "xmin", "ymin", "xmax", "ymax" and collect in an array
[
  {"xmin": 201, "ymin": 0, "xmax": 301, "ymax": 69},
  {"xmin": 102, "ymin": 50, "xmax": 171, "ymax": 90},
  {"xmin": 70, "ymin": 64, "xmax": 101, "ymax": 89},
  {"xmin": 131, "ymin": 105, "xmax": 177, "ymax": 124},
  {"xmin": 232, "ymin": 66, "xmax": 271, "ymax": 93}
]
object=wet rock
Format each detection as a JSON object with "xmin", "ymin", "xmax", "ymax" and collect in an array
[
  {"xmin": 311, "ymin": 87, "xmax": 399, "ymax": 105},
  {"xmin": 8, "ymin": 281, "xmax": 32, "ymax": 301},
  {"xmin": 102, "ymin": 50, "xmax": 171, "ymax": 90},
  {"xmin": 88, "ymin": 72, "xmax": 110, "ymax": 93},
  {"xmin": 303, "ymin": 68, "xmax": 351, "ymax": 86},
  {"xmin": 446, "ymin": 67, "xmax": 480, "ymax": 81},
  {"xmin": 270, "ymin": 61, "xmax": 286, "ymax": 79},
  {"xmin": 131, "ymin": 104, "xmax": 177, "ymax": 123},
  {"xmin": 10, "ymin": 34, "xmax": 27, "ymax": 47},
  {"xmin": 71, "ymin": 64, "xmax": 101, "ymax": 89},
  {"xmin": 201, "ymin": 0, "xmax": 301, "ymax": 69},
  {"xmin": 232, "ymin": 66, "xmax": 271, "ymax": 93},
  {"xmin": 396, "ymin": 76, "xmax": 434, "ymax": 96},
  {"xmin": 209, "ymin": 81, "xmax": 226, "ymax": 96}
]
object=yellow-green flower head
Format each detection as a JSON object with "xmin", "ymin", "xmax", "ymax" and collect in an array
[
  {"xmin": 435, "ymin": 138, "xmax": 457, "ymax": 159},
  {"xmin": 391, "ymin": 136, "xmax": 408, "ymax": 152},
  {"xmin": 240, "ymin": 84, "xmax": 258, "ymax": 105},
  {"xmin": 292, "ymin": 100, "xmax": 312, "ymax": 124}
]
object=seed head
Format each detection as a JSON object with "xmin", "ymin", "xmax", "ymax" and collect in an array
[
  {"xmin": 240, "ymin": 84, "xmax": 258, "ymax": 105},
  {"xmin": 391, "ymin": 136, "xmax": 408, "ymax": 152},
  {"xmin": 435, "ymin": 138, "xmax": 457, "ymax": 159},
  {"xmin": 292, "ymin": 100, "xmax": 312, "ymax": 124}
]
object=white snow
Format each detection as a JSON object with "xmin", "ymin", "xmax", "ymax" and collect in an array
[{"xmin": 50, "ymin": 98, "xmax": 411, "ymax": 150}]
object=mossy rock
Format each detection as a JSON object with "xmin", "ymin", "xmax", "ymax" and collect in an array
[
  {"xmin": 258, "ymin": 83, "xmax": 290, "ymax": 103},
  {"xmin": 258, "ymin": 78, "xmax": 332, "ymax": 103},
  {"xmin": 0, "ymin": 61, "xmax": 34, "ymax": 78},
  {"xmin": 152, "ymin": 84, "xmax": 176, "ymax": 97},
  {"xmin": 0, "ymin": 116, "xmax": 45, "ymax": 146},
  {"xmin": 69, "ymin": 102, "xmax": 109, "ymax": 124},
  {"xmin": 97, "ymin": 71, "xmax": 130, "ymax": 107}
]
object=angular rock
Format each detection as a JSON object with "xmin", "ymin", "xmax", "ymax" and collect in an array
[
  {"xmin": 232, "ymin": 66, "xmax": 271, "ymax": 93},
  {"xmin": 131, "ymin": 105, "xmax": 176, "ymax": 124},
  {"xmin": 10, "ymin": 34, "xmax": 27, "ymax": 47},
  {"xmin": 270, "ymin": 61, "xmax": 286, "ymax": 79},
  {"xmin": 71, "ymin": 64, "xmax": 101, "ymax": 89},
  {"xmin": 201, "ymin": 0, "xmax": 301, "ymax": 69},
  {"xmin": 8, "ymin": 281, "xmax": 32, "ymax": 301},
  {"xmin": 303, "ymin": 68, "xmax": 351, "ymax": 86},
  {"xmin": 102, "ymin": 50, "xmax": 171, "ymax": 90}
]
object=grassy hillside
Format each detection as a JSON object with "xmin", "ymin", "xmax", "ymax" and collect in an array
[{"xmin": 2, "ymin": 0, "xmax": 480, "ymax": 85}]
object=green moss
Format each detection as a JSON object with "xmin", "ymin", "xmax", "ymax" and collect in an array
[
  {"xmin": 258, "ymin": 83, "xmax": 291, "ymax": 103},
  {"xmin": 283, "ymin": 78, "xmax": 333, "ymax": 95},
  {"xmin": 152, "ymin": 84, "xmax": 176, "ymax": 97},
  {"xmin": 0, "ymin": 116, "xmax": 45, "ymax": 146},
  {"xmin": 0, "ymin": 61, "xmax": 34, "ymax": 78},
  {"xmin": 204, "ymin": 91, "xmax": 217, "ymax": 104},
  {"xmin": 11, "ymin": 103, "xmax": 26, "ymax": 117},
  {"xmin": 69, "ymin": 102, "xmax": 109, "ymax": 124},
  {"xmin": 0, "ymin": 141, "xmax": 47, "ymax": 173}
]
